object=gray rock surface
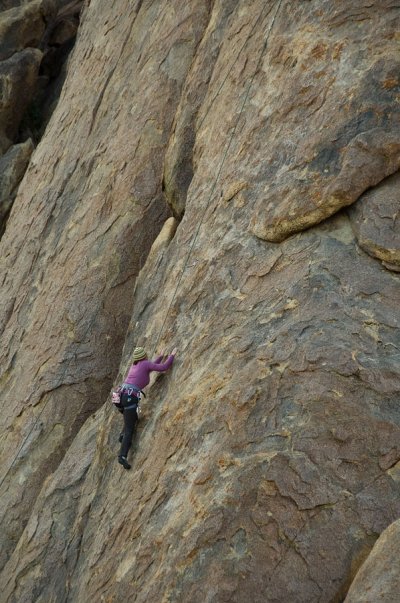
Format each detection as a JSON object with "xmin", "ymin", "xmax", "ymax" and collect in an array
[
  {"xmin": 0, "ymin": 0, "xmax": 56, "ymax": 61},
  {"xmin": 0, "ymin": 138, "xmax": 33, "ymax": 232},
  {"xmin": 0, "ymin": 47, "xmax": 42, "ymax": 153}
]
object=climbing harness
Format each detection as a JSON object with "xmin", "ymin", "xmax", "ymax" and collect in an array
[
  {"xmin": 111, "ymin": 383, "xmax": 144, "ymax": 417},
  {"xmin": 0, "ymin": 0, "xmax": 285, "ymax": 490}
]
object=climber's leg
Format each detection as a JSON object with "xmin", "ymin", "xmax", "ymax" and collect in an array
[{"xmin": 119, "ymin": 406, "xmax": 137, "ymax": 457}]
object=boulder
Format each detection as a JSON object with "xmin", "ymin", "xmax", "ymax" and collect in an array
[
  {"xmin": 0, "ymin": 48, "xmax": 42, "ymax": 153},
  {"xmin": 0, "ymin": 0, "xmax": 56, "ymax": 61},
  {"xmin": 345, "ymin": 518, "xmax": 400, "ymax": 603},
  {"xmin": 348, "ymin": 171, "xmax": 400, "ymax": 271},
  {"xmin": 47, "ymin": 0, "xmax": 82, "ymax": 47}
]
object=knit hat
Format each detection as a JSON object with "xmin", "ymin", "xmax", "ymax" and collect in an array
[{"xmin": 133, "ymin": 346, "xmax": 147, "ymax": 362}]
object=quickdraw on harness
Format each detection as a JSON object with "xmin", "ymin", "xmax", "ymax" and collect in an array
[{"xmin": 111, "ymin": 383, "xmax": 146, "ymax": 419}]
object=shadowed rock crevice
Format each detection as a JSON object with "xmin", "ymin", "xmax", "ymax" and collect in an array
[
  {"xmin": 17, "ymin": 1, "xmax": 84, "ymax": 144},
  {"xmin": 0, "ymin": 0, "xmax": 84, "ymax": 236},
  {"xmin": 163, "ymin": 1, "xmax": 243, "ymax": 218}
]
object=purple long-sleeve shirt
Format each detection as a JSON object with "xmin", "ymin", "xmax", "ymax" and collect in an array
[{"xmin": 123, "ymin": 355, "xmax": 175, "ymax": 390}]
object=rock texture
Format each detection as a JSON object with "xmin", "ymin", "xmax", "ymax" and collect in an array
[
  {"xmin": 0, "ymin": 0, "xmax": 210, "ymax": 573},
  {"xmin": 348, "ymin": 171, "xmax": 400, "ymax": 271},
  {"xmin": 0, "ymin": 0, "xmax": 55, "ymax": 61},
  {"xmin": 246, "ymin": 1, "xmax": 400, "ymax": 242},
  {"xmin": 0, "ymin": 1, "xmax": 399, "ymax": 602},
  {"xmin": 0, "ymin": 0, "xmax": 83, "ymax": 233},
  {"xmin": 0, "ymin": 138, "xmax": 33, "ymax": 234},
  {"xmin": 0, "ymin": 47, "xmax": 42, "ymax": 152},
  {"xmin": 345, "ymin": 518, "xmax": 400, "ymax": 603}
]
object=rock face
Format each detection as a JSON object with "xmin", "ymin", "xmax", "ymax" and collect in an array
[
  {"xmin": 0, "ymin": 0, "xmax": 55, "ymax": 62},
  {"xmin": 345, "ymin": 518, "xmax": 400, "ymax": 603},
  {"xmin": 0, "ymin": 138, "xmax": 33, "ymax": 234},
  {"xmin": 0, "ymin": 0, "xmax": 56, "ymax": 155},
  {"xmin": 0, "ymin": 0, "xmax": 210, "ymax": 574},
  {"xmin": 246, "ymin": 2, "xmax": 400, "ymax": 243},
  {"xmin": 0, "ymin": 0, "xmax": 83, "ymax": 234},
  {"xmin": 348, "ymin": 171, "xmax": 400, "ymax": 271},
  {"xmin": 0, "ymin": 47, "xmax": 42, "ymax": 152},
  {"xmin": 0, "ymin": 1, "xmax": 399, "ymax": 602}
]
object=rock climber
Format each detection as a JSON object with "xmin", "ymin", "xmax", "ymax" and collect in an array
[{"xmin": 117, "ymin": 346, "xmax": 177, "ymax": 470}]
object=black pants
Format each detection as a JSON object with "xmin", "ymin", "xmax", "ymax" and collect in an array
[{"xmin": 119, "ymin": 392, "xmax": 138, "ymax": 458}]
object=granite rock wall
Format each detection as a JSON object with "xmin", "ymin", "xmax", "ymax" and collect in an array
[{"xmin": 0, "ymin": 1, "xmax": 399, "ymax": 601}]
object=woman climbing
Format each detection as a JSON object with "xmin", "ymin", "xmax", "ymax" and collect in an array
[{"xmin": 117, "ymin": 346, "xmax": 177, "ymax": 470}]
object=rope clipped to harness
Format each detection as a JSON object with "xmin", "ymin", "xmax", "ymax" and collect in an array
[
  {"xmin": 112, "ymin": 0, "xmax": 284, "ymax": 424},
  {"xmin": 111, "ymin": 383, "xmax": 145, "ymax": 417}
]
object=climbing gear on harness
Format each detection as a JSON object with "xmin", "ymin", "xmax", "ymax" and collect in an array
[
  {"xmin": 108, "ymin": 0, "xmax": 284, "ymax": 476},
  {"xmin": 118, "ymin": 455, "xmax": 131, "ymax": 470},
  {"xmin": 121, "ymin": 383, "xmax": 146, "ymax": 397},
  {"xmin": 111, "ymin": 383, "xmax": 145, "ymax": 414},
  {"xmin": 112, "ymin": 390, "xmax": 123, "ymax": 412}
]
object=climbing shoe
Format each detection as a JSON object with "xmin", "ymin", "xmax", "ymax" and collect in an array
[
  {"xmin": 118, "ymin": 432, "xmax": 124, "ymax": 443},
  {"xmin": 118, "ymin": 455, "xmax": 131, "ymax": 470}
]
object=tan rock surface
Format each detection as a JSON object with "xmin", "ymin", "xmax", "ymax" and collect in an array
[
  {"xmin": 164, "ymin": 1, "xmax": 400, "ymax": 242},
  {"xmin": 348, "ymin": 171, "xmax": 400, "ymax": 271},
  {"xmin": 0, "ymin": 1, "xmax": 399, "ymax": 602},
  {"xmin": 0, "ymin": 0, "xmax": 210, "ymax": 571},
  {"xmin": 345, "ymin": 518, "xmax": 400, "ymax": 603},
  {"xmin": 244, "ymin": 2, "xmax": 400, "ymax": 242},
  {"xmin": 3, "ymin": 209, "xmax": 400, "ymax": 602}
]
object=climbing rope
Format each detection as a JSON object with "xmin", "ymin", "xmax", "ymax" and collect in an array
[
  {"xmin": 0, "ymin": 0, "xmax": 284, "ymax": 489},
  {"xmin": 153, "ymin": 0, "xmax": 284, "ymax": 355},
  {"xmin": 197, "ymin": 2, "xmax": 276, "ymax": 133},
  {"xmin": 162, "ymin": 2, "xmax": 276, "ymax": 200}
]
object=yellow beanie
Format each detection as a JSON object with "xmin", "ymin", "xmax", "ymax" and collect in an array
[{"xmin": 133, "ymin": 347, "xmax": 147, "ymax": 362}]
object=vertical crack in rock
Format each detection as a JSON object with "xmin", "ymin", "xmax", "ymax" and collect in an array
[
  {"xmin": 0, "ymin": 0, "xmax": 212, "ymax": 572},
  {"xmin": 0, "ymin": 1, "xmax": 400, "ymax": 602},
  {"xmin": 163, "ymin": 0, "xmax": 235, "ymax": 218},
  {"xmin": 0, "ymin": 0, "xmax": 85, "ymax": 236}
]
